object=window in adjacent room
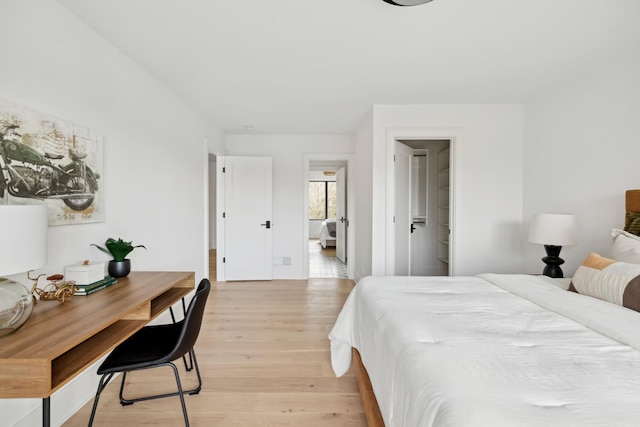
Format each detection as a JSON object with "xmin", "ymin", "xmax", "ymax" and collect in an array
[{"xmin": 309, "ymin": 181, "xmax": 337, "ymax": 219}]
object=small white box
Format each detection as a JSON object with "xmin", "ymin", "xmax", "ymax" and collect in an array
[{"xmin": 64, "ymin": 262, "xmax": 105, "ymax": 285}]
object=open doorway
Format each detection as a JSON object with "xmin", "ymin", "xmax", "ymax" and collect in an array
[
  {"xmin": 303, "ymin": 154, "xmax": 354, "ymax": 279},
  {"xmin": 308, "ymin": 161, "xmax": 347, "ymax": 278},
  {"xmin": 394, "ymin": 139, "xmax": 451, "ymax": 276}
]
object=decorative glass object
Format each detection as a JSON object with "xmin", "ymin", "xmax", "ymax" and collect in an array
[
  {"xmin": 0, "ymin": 278, "xmax": 35, "ymax": 337},
  {"xmin": 0, "ymin": 205, "xmax": 48, "ymax": 337}
]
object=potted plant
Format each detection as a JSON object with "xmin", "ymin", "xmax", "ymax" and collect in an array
[{"xmin": 91, "ymin": 238, "xmax": 146, "ymax": 278}]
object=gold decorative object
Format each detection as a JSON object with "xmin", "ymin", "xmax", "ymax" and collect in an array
[{"xmin": 29, "ymin": 272, "xmax": 78, "ymax": 304}]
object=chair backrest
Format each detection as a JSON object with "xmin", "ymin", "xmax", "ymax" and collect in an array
[{"xmin": 164, "ymin": 278, "xmax": 211, "ymax": 363}]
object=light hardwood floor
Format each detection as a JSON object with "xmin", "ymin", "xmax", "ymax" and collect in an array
[{"xmin": 63, "ymin": 251, "xmax": 365, "ymax": 426}]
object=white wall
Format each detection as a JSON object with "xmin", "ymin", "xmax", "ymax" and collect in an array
[
  {"xmin": 0, "ymin": 0, "xmax": 224, "ymax": 425},
  {"xmin": 353, "ymin": 113, "xmax": 374, "ymax": 281},
  {"xmin": 309, "ymin": 220, "xmax": 324, "ymax": 238},
  {"xmin": 523, "ymin": 55, "xmax": 640, "ymax": 276},
  {"xmin": 225, "ymin": 134, "xmax": 354, "ymax": 279},
  {"xmin": 368, "ymin": 105, "xmax": 525, "ymax": 276}
]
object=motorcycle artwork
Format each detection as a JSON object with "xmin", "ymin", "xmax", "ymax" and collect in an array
[{"xmin": 0, "ymin": 124, "xmax": 100, "ymax": 211}]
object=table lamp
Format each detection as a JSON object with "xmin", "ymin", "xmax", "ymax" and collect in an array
[
  {"xmin": 528, "ymin": 213, "xmax": 577, "ymax": 278},
  {"xmin": 0, "ymin": 205, "xmax": 48, "ymax": 337}
]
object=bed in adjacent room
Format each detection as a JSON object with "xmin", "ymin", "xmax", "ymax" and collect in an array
[
  {"xmin": 319, "ymin": 218, "xmax": 336, "ymax": 248},
  {"xmin": 329, "ymin": 189, "xmax": 640, "ymax": 427}
]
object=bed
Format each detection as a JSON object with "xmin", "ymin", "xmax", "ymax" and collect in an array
[
  {"xmin": 319, "ymin": 218, "xmax": 337, "ymax": 248},
  {"xmin": 329, "ymin": 189, "xmax": 640, "ymax": 427}
]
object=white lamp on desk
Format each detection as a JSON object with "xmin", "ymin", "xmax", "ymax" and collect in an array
[
  {"xmin": 529, "ymin": 213, "xmax": 577, "ymax": 279},
  {"xmin": 0, "ymin": 205, "xmax": 48, "ymax": 337}
]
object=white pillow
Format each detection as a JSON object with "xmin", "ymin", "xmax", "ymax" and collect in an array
[{"xmin": 610, "ymin": 228, "xmax": 640, "ymax": 264}]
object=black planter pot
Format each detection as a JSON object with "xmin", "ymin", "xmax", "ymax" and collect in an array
[{"xmin": 108, "ymin": 259, "xmax": 131, "ymax": 278}]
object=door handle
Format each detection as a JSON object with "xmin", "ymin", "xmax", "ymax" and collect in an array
[
  {"xmin": 410, "ymin": 223, "xmax": 416, "ymax": 234},
  {"xmin": 260, "ymin": 220, "xmax": 271, "ymax": 229},
  {"xmin": 339, "ymin": 217, "xmax": 346, "ymax": 223}
]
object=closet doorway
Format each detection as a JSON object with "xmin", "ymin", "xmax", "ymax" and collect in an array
[{"xmin": 394, "ymin": 139, "xmax": 451, "ymax": 276}]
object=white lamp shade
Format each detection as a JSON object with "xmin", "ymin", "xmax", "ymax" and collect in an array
[
  {"xmin": 529, "ymin": 213, "xmax": 577, "ymax": 246},
  {"xmin": 0, "ymin": 205, "xmax": 48, "ymax": 276}
]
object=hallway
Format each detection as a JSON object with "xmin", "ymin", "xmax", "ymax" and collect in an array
[{"xmin": 308, "ymin": 239, "xmax": 347, "ymax": 279}]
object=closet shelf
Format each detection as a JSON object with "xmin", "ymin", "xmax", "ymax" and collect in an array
[{"xmin": 437, "ymin": 146, "xmax": 450, "ymax": 265}]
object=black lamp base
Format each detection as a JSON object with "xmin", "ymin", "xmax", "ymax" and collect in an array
[{"xmin": 541, "ymin": 245, "xmax": 564, "ymax": 278}]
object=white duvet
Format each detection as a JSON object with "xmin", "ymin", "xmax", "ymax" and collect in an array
[
  {"xmin": 319, "ymin": 218, "xmax": 336, "ymax": 248},
  {"xmin": 329, "ymin": 274, "xmax": 640, "ymax": 426}
]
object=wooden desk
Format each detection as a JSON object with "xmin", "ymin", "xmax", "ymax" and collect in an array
[{"xmin": 0, "ymin": 271, "xmax": 195, "ymax": 425}]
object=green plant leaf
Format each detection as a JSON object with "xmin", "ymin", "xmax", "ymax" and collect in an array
[
  {"xmin": 90, "ymin": 244, "xmax": 111, "ymax": 257},
  {"xmin": 91, "ymin": 238, "xmax": 146, "ymax": 262}
]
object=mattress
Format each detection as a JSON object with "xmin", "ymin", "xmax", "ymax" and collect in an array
[{"xmin": 329, "ymin": 274, "xmax": 640, "ymax": 426}]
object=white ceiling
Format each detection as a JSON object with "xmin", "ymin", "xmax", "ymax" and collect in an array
[{"xmin": 58, "ymin": 0, "xmax": 640, "ymax": 135}]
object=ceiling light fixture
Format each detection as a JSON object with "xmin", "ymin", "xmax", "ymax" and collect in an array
[{"xmin": 382, "ymin": 0, "xmax": 434, "ymax": 6}]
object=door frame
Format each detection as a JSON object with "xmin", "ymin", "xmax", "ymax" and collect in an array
[
  {"xmin": 303, "ymin": 153, "xmax": 355, "ymax": 279},
  {"xmin": 335, "ymin": 167, "xmax": 347, "ymax": 263},
  {"xmin": 204, "ymin": 140, "xmax": 212, "ymax": 282},
  {"xmin": 206, "ymin": 142, "xmax": 227, "ymax": 283},
  {"xmin": 385, "ymin": 127, "xmax": 459, "ymax": 276}
]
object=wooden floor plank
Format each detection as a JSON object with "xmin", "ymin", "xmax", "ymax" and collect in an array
[{"xmin": 63, "ymin": 258, "xmax": 364, "ymax": 427}]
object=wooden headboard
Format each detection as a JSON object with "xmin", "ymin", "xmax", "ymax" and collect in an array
[{"xmin": 626, "ymin": 190, "xmax": 640, "ymax": 213}]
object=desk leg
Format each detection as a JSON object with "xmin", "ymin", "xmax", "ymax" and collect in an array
[{"xmin": 42, "ymin": 397, "xmax": 50, "ymax": 427}]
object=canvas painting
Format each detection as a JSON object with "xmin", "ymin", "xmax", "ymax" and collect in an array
[{"xmin": 0, "ymin": 99, "xmax": 104, "ymax": 225}]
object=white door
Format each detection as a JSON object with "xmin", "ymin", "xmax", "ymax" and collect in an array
[
  {"xmin": 222, "ymin": 156, "xmax": 272, "ymax": 280},
  {"xmin": 410, "ymin": 153, "xmax": 428, "ymax": 276},
  {"xmin": 394, "ymin": 142, "xmax": 413, "ymax": 276},
  {"xmin": 336, "ymin": 167, "xmax": 347, "ymax": 263}
]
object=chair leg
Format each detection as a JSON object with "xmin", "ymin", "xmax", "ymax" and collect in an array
[
  {"xmin": 118, "ymin": 371, "xmax": 132, "ymax": 405},
  {"xmin": 119, "ymin": 349, "xmax": 203, "ymax": 404},
  {"xmin": 187, "ymin": 349, "xmax": 203, "ymax": 395},
  {"xmin": 114, "ymin": 362, "xmax": 191, "ymax": 426},
  {"xmin": 169, "ymin": 361, "xmax": 190, "ymax": 427},
  {"xmin": 88, "ymin": 373, "xmax": 115, "ymax": 427},
  {"xmin": 183, "ymin": 350, "xmax": 194, "ymax": 372},
  {"xmin": 170, "ymin": 301, "xmax": 193, "ymax": 372}
]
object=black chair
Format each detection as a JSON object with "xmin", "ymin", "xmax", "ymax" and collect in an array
[{"xmin": 88, "ymin": 278, "xmax": 211, "ymax": 427}]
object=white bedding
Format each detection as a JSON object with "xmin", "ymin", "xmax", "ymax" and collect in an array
[
  {"xmin": 329, "ymin": 274, "xmax": 640, "ymax": 426},
  {"xmin": 319, "ymin": 218, "xmax": 336, "ymax": 248}
]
